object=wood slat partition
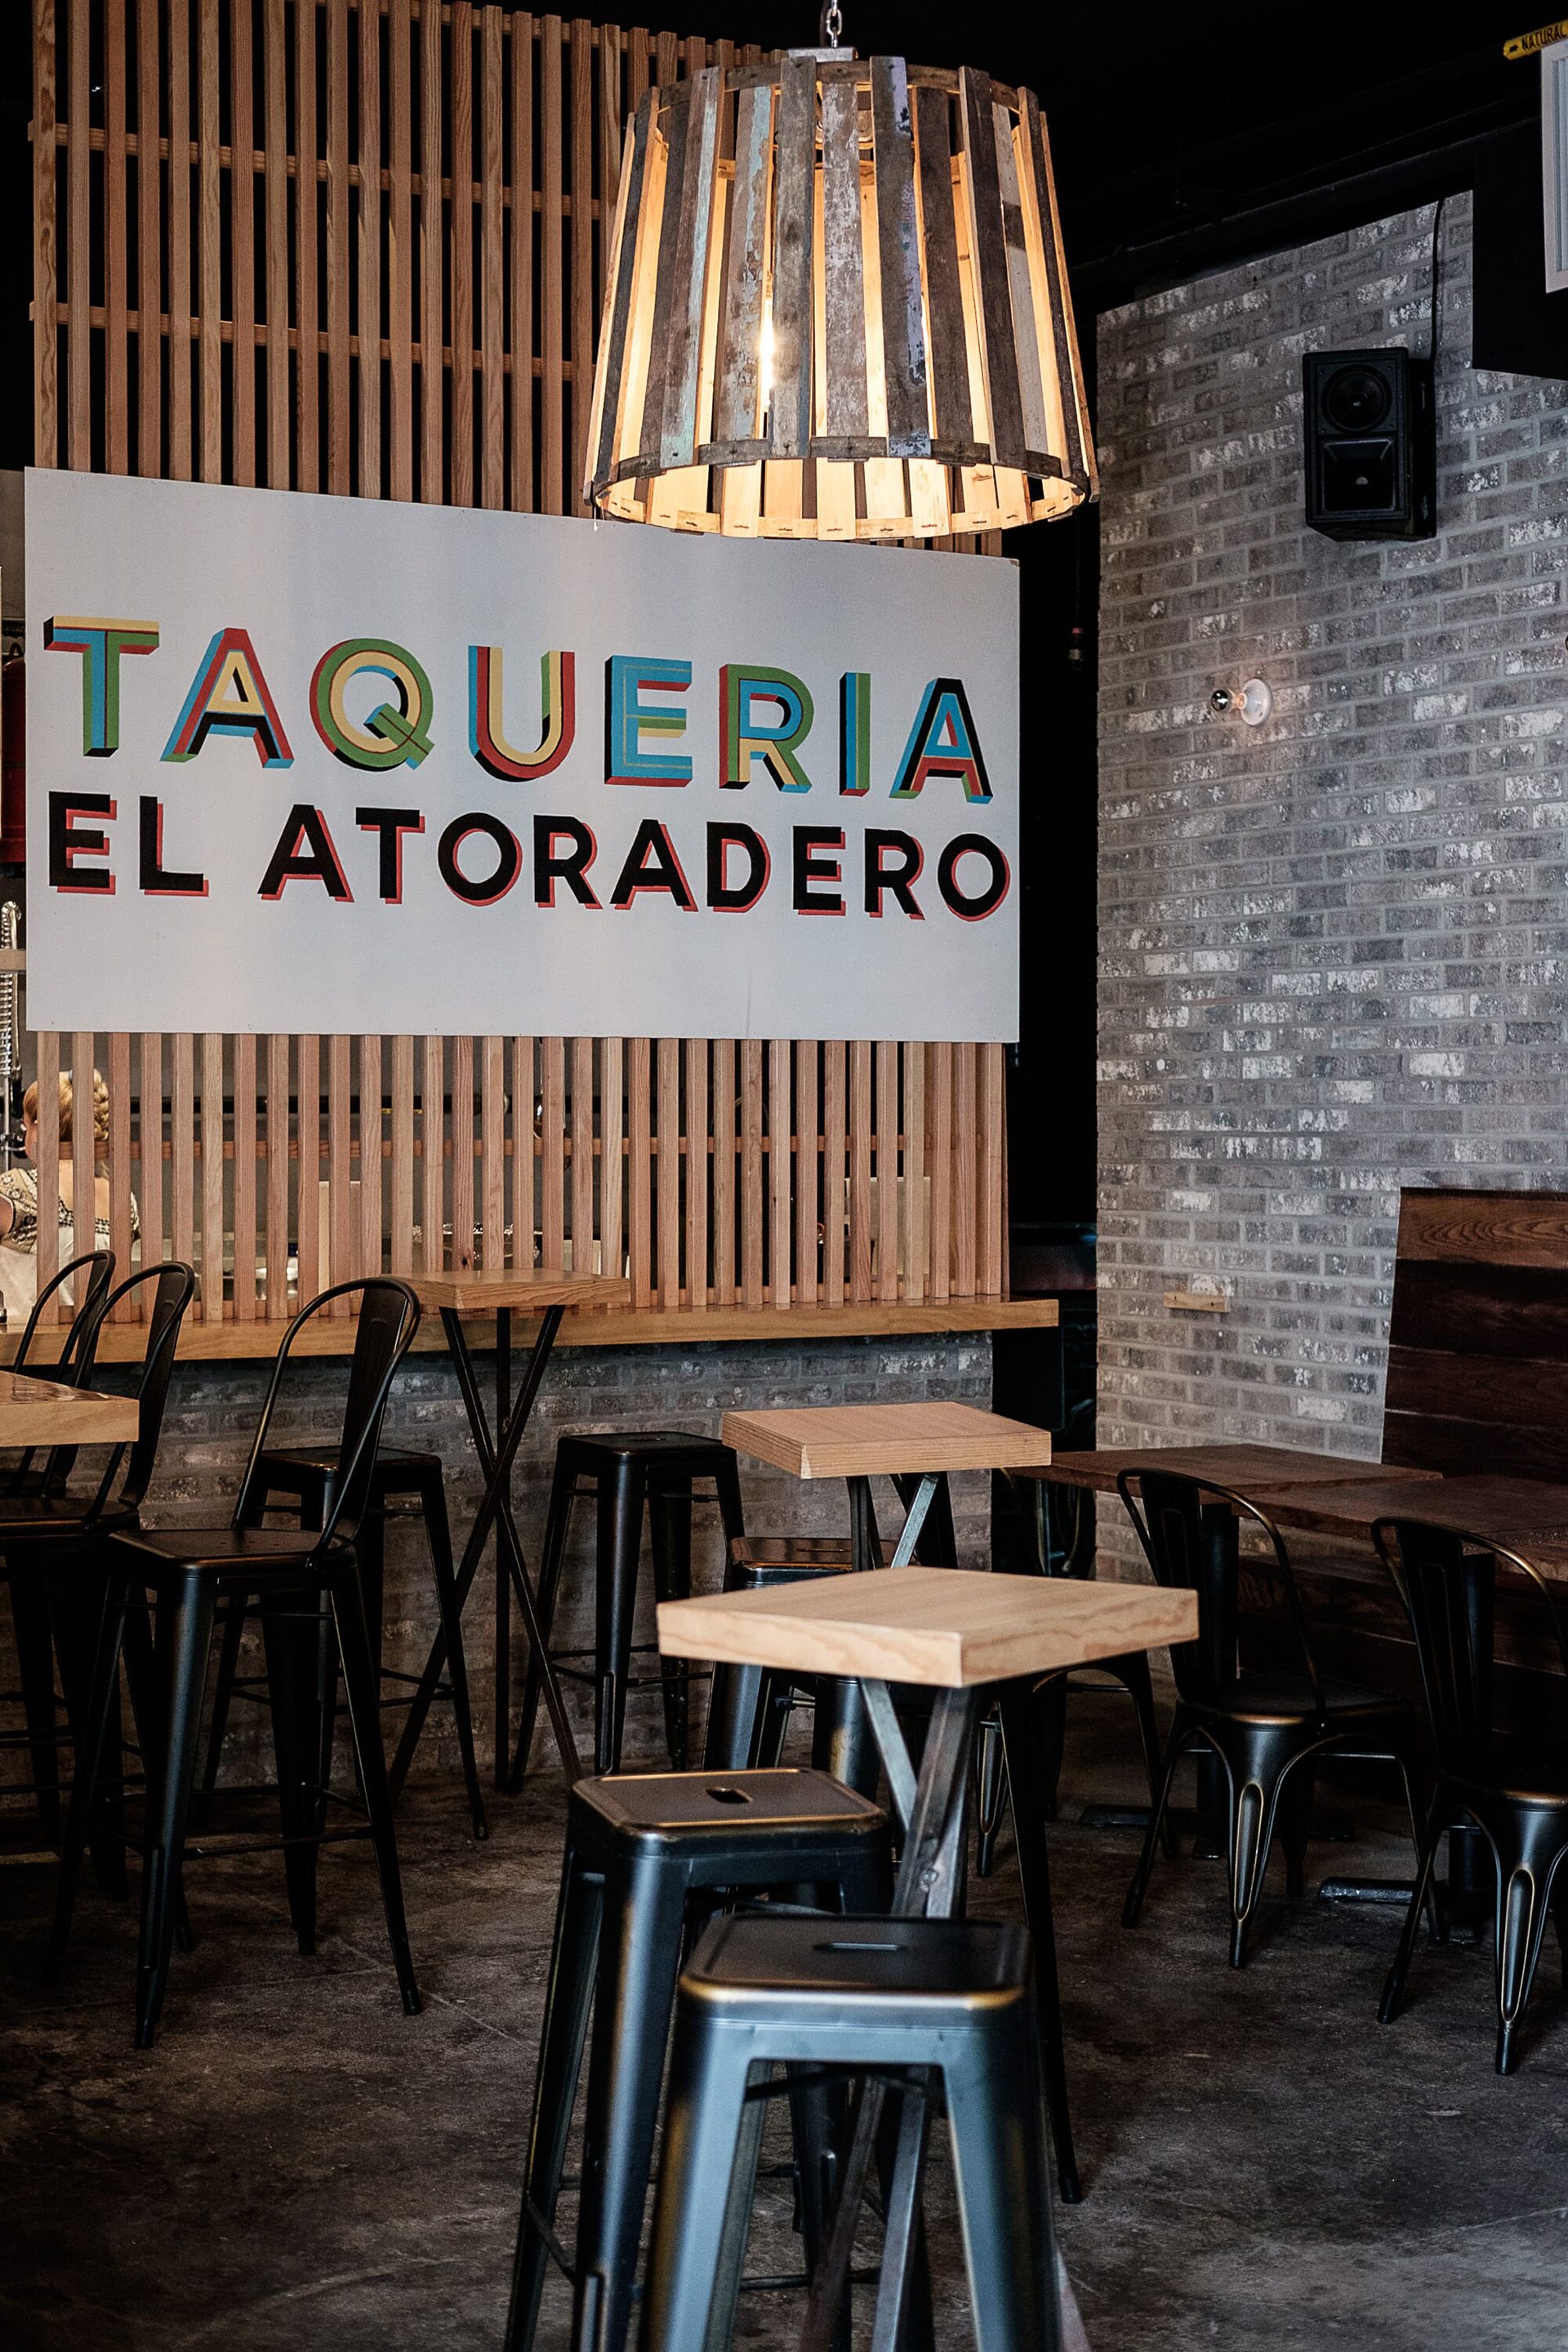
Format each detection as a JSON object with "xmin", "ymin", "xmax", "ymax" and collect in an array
[{"xmin": 28, "ymin": 0, "xmax": 1011, "ymax": 1330}]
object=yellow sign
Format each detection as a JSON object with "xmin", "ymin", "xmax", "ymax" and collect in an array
[{"xmin": 1506, "ymin": 19, "xmax": 1568, "ymax": 56}]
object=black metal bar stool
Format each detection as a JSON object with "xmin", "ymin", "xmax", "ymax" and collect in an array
[
  {"xmin": 702, "ymin": 1539, "xmax": 886, "ymax": 1777},
  {"xmin": 640, "ymin": 1912, "xmax": 1061, "ymax": 2352},
  {"xmin": 505, "ymin": 1765, "xmax": 892, "ymax": 2352},
  {"xmin": 511, "ymin": 1430, "xmax": 745, "ymax": 1784},
  {"xmin": 197, "ymin": 1444, "xmax": 487, "ymax": 1839}
]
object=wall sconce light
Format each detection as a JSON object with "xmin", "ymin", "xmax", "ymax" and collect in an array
[{"xmin": 1209, "ymin": 678, "xmax": 1272, "ymax": 727}]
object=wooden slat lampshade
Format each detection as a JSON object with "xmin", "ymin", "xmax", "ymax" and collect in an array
[{"xmin": 585, "ymin": 52, "xmax": 1098, "ymax": 538}]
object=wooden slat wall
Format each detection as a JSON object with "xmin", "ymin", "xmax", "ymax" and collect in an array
[{"xmin": 28, "ymin": 0, "xmax": 1010, "ymax": 1326}]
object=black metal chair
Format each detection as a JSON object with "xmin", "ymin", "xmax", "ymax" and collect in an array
[
  {"xmin": 639, "ymin": 1913, "xmax": 1059, "ymax": 2352},
  {"xmin": 506, "ymin": 1766, "xmax": 891, "ymax": 2352},
  {"xmin": 196, "ymin": 1443, "xmax": 486, "ymax": 1840},
  {"xmin": 510, "ymin": 1429, "xmax": 746, "ymax": 1784},
  {"xmin": 0, "ymin": 1249, "xmax": 117, "ymax": 1840},
  {"xmin": 1374, "ymin": 1515, "xmax": 1568, "ymax": 2074},
  {"xmin": 50, "ymin": 1278, "xmax": 422, "ymax": 2047},
  {"xmin": 1118, "ymin": 1468, "xmax": 1427, "ymax": 1967}
]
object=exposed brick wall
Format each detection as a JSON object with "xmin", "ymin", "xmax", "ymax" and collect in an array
[
  {"xmin": 1095, "ymin": 194, "xmax": 1568, "ymax": 1491},
  {"xmin": 0, "ymin": 1334, "xmax": 993, "ymax": 1796}
]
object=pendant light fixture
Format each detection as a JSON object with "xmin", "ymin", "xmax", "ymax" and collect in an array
[{"xmin": 583, "ymin": 11, "xmax": 1098, "ymax": 539}]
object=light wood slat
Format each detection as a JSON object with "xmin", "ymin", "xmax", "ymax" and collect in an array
[
  {"xmin": 599, "ymin": 1036, "xmax": 624, "ymax": 1283},
  {"xmin": 570, "ymin": 16, "xmax": 595, "ymax": 510},
  {"xmin": 65, "ymin": 0, "xmax": 91, "ymax": 468},
  {"xmin": 657, "ymin": 65, "xmax": 720, "ymax": 468},
  {"xmin": 295, "ymin": 0, "xmax": 322, "ymax": 491},
  {"xmin": 448, "ymin": 1, "xmax": 475, "ymax": 504},
  {"xmin": 953, "ymin": 1040, "xmax": 977, "ymax": 1298},
  {"xmin": 991, "ymin": 97, "xmax": 1048, "ymax": 462},
  {"xmin": 359, "ymin": 0, "xmax": 384, "ymax": 497},
  {"xmin": 104, "ymin": 0, "xmax": 129, "ymax": 472},
  {"xmin": 980, "ymin": 1041, "xmax": 1004, "ymax": 1298},
  {"xmin": 69, "ymin": 1030, "xmax": 94, "ymax": 1272},
  {"xmin": 540, "ymin": 1034, "xmax": 566, "ymax": 1267},
  {"xmin": 138, "ymin": 1035, "xmax": 163, "ymax": 1296},
  {"xmin": 740, "ymin": 1037, "xmax": 764, "ymax": 1308},
  {"xmin": 387, "ymin": 0, "xmax": 414, "ymax": 497},
  {"xmin": 33, "ymin": 1036, "xmax": 60, "ymax": 1320},
  {"xmin": 903, "ymin": 1042, "xmax": 927, "ymax": 1303},
  {"xmin": 267, "ymin": 1034, "xmax": 291, "ymax": 1312},
  {"xmin": 849, "ymin": 1040, "xmax": 873, "ymax": 1303},
  {"xmin": 33, "ymin": 0, "xmax": 59, "ymax": 465},
  {"xmin": 264, "ymin": 0, "xmax": 290, "ymax": 484},
  {"xmin": 295, "ymin": 1034, "xmax": 321, "ymax": 1303},
  {"xmin": 597, "ymin": 23, "xmax": 625, "ymax": 482},
  {"xmin": 794, "ymin": 1040, "xmax": 818, "ymax": 1307},
  {"xmin": 359, "ymin": 1033, "xmax": 383, "ymax": 1278},
  {"xmin": 628, "ymin": 1036, "xmax": 652, "ymax": 1306},
  {"xmin": 540, "ymin": 13, "xmax": 565, "ymax": 511},
  {"xmin": 324, "ymin": 0, "xmax": 352, "ymax": 491},
  {"xmin": 418, "ymin": 0, "xmax": 443, "ymax": 498},
  {"xmin": 328, "ymin": 1034, "xmax": 353, "ymax": 1298},
  {"xmin": 390, "ymin": 1033, "xmax": 415, "ymax": 1276},
  {"xmin": 481, "ymin": 1033, "xmax": 506, "ymax": 1268},
  {"xmin": 875, "ymin": 1038, "xmax": 899, "ymax": 1302},
  {"xmin": 684, "ymin": 1036, "xmax": 709, "ymax": 1307},
  {"xmin": 712, "ymin": 78, "xmax": 770, "ymax": 446},
  {"xmin": 929, "ymin": 1042, "xmax": 951, "ymax": 1303},
  {"xmin": 636, "ymin": 77, "xmax": 690, "ymax": 470},
  {"xmin": 1020, "ymin": 85, "xmax": 1093, "ymax": 489},
  {"xmin": 167, "ymin": 0, "xmax": 194, "ymax": 477},
  {"xmin": 170, "ymin": 1034, "xmax": 195, "ymax": 1277},
  {"xmin": 108, "ymin": 1034, "xmax": 133, "ymax": 1314},
  {"xmin": 711, "ymin": 1036, "xmax": 735, "ymax": 1306},
  {"xmin": 653, "ymin": 29, "xmax": 677, "ymax": 87},
  {"xmin": 233, "ymin": 1032, "xmax": 257, "ymax": 1318},
  {"xmin": 869, "ymin": 56, "xmax": 928, "ymax": 457},
  {"xmin": 585, "ymin": 94, "xmax": 648, "ymax": 501},
  {"xmin": 912, "ymin": 82, "xmax": 969, "ymax": 449},
  {"xmin": 572, "ymin": 1036, "xmax": 595, "ymax": 1275},
  {"xmin": 957, "ymin": 67, "xmax": 1026, "ymax": 471},
  {"xmin": 768, "ymin": 1037, "xmax": 791, "ymax": 1307},
  {"xmin": 626, "ymin": 20, "xmax": 649, "ymax": 114},
  {"xmin": 229, "ymin": 0, "xmax": 256, "ymax": 481},
  {"xmin": 822, "ymin": 1040, "xmax": 846, "ymax": 1305},
  {"xmin": 479, "ymin": 2, "xmax": 505, "ymax": 507},
  {"xmin": 657, "ymin": 1035, "xmax": 680, "ymax": 1305},
  {"xmin": 196, "ymin": 0, "xmax": 221, "ymax": 479},
  {"xmin": 200, "ymin": 1032, "xmax": 224, "ymax": 1321},
  {"xmin": 417, "ymin": 1036, "xmax": 443, "ymax": 1272},
  {"xmin": 448, "ymin": 1035, "xmax": 475, "ymax": 1274},
  {"xmin": 508, "ymin": 8, "xmax": 534, "ymax": 510},
  {"xmin": 819, "ymin": 72, "xmax": 868, "ymax": 442},
  {"xmin": 767, "ymin": 52, "xmax": 815, "ymax": 459},
  {"xmin": 513, "ymin": 1033, "xmax": 535, "ymax": 1264},
  {"xmin": 136, "ymin": 0, "xmax": 161, "ymax": 474}
]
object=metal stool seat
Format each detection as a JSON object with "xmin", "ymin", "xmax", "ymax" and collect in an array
[
  {"xmin": 505, "ymin": 1766, "xmax": 892, "ymax": 2352},
  {"xmin": 198, "ymin": 1441, "xmax": 486, "ymax": 1839},
  {"xmin": 512, "ymin": 1429, "xmax": 745, "ymax": 1784},
  {"xmin": 642, "ymin": 1911, "xmax": 1060, "ymax": 2352}
]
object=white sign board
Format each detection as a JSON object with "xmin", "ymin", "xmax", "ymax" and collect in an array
[{"xmin": 24, "ymin": 470, "xmax": 1019, "ymax": 1042}]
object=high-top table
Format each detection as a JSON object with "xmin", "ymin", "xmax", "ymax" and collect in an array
[
  {"xmin": 394, "ymin": 1269, "xmax": 630, "ymax": 1791},
  {"xmin": 659, "ymin": 1563, "xmax": 1195, "ymax": 2352}
]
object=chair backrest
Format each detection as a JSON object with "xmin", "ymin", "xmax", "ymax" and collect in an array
[
  {"xmin": 233, "ymin": 1279, "xmax": 421, "ymax": 1551},
  {"xmin": 7, "ymin": 1250, "xmax": 118, "ymax": 1498},
  {"xmin": 1373, "ymin": 1517, "xmax": 1568, "ymax": 1780},
  {"xmin": 1117, "ymin": 1468, "xmax": 1322, "ymax": 1713},
  {"xmin": 78, "ymin": 1262, "xmax": 198, "ymax": 1518}
]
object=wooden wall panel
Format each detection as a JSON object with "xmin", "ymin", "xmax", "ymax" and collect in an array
[{"xmin": 27, "ymin": 1, "xmax": 1009, "ymax": 1325}]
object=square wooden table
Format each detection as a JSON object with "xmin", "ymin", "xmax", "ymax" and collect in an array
[
  {"xmin": 660, "ymin": 1565, "xmax": 1193, "ymax": 2345},
  {"xmin": 1039, "ymin": 1442, "xmax": 1444, "ymax": 1498},
  {"xmin": 0, "ymin": 1370, "xmax": 139, "ymax": 1447},
  {"xmin": 1255, "ymin": 1472, "xmax": 1568, "ymax": 1548},
  {"xmin": 394, "ymin": 1270, "xmax": 630, "ymax": 1793}
]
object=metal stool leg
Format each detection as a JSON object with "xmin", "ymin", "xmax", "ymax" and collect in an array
[
  {"xmin": 595, "ymin": 1454, "xmax": 647, "ymax": 1775},
  {"xmin": 648, "ymin": 1481, "xmax": 693, "ymax": 1769},
  {"xmin": 135, "ymin": 1569, "xmax": 217, "ymax": 2049}
]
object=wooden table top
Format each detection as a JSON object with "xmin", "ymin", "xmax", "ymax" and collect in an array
[
  {"xmin": 658, "ymin": 1564, "xmax": 1196, "ymax": 1688},
  {"xmin": 1038, "ymin": 1443, "xmax": 1444, "ymax": 1497},
  {"xmin": 0, "ymin": 1370, "xmax": 139, "ymax": 1446},
  {"xmin": 403, "ymin": 1269, "xmax": 634, "ymax": 1315},
  {"xmin": 1258, "ymin": 1472, "xmax": 1568, "ymax": 1544},
  {"xmin": 719, "ymin": 1402, "xmax": 1052, "ymax": 1480}
]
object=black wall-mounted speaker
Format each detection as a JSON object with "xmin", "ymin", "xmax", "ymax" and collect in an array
[{"xmin": 1303, "ymin": 348, "xmax": 1435, "ymax": 542}]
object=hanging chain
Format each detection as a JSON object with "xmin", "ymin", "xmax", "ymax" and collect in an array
[{"xmin": 818, "ymin": 0, "xmax": 843, "ymax": 47}]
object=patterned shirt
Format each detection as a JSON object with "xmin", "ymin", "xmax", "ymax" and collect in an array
[{"xmin": 0, "ymin": 1165, "xmax": 138, "ymax": 1255}]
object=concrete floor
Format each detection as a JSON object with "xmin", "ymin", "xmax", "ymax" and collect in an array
[{"xmin": 3, "ymin": 1697, "xmax": 1567, "ymax": 2352}]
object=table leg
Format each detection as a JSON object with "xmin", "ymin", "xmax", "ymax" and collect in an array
[{"xmin": 391, "ymin": 1304, "xmax": 583, "ymax": 1792}]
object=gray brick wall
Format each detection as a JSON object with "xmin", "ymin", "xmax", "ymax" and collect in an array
[{"xmin": 1096, "ymin": 194, "xmax": 1568, "ymax": 1478}]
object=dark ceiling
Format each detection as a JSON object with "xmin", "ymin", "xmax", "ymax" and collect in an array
[{"xmin": 719, "ymin": 1, "xmax": 1542, "ymax": 299}]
